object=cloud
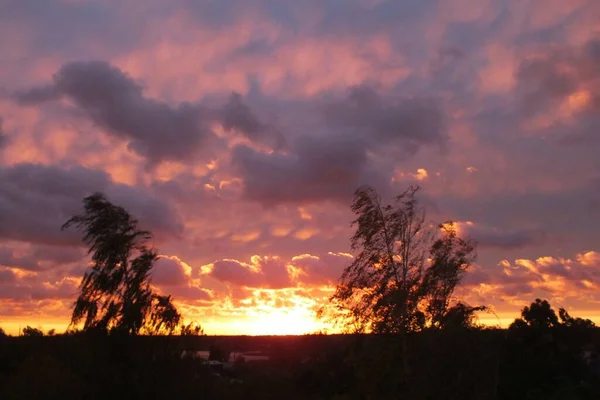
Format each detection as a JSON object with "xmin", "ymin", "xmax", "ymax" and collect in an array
[
  {"xmin": 0, "ymin": 275, "xmax": 79, "ymax": 302},
  {"xmin": 220, "ymin": 92, "xmax": 286, "ymax": 150},
  {"xmin": 578, "ymin": 251, "xmax": 600, "ymax": 266},
  {"xmin": 150, "ymin": 255, "xmax": 212, "ymax": 302},
  {"xmin": 13, "ymin": 85, "xmax": 59, "ymax": 105},
  {"xmin": 12, "ymin": 61, "xmax": 289, "ymax": 165},
  {"xmin": 515, "ymin": 36, "xmax": 600, "ymax": 142},
  {"xmin": 323, "ymin": 85, "xmax": 446, "ymax": 154},
  {"xmin": 209, "ymin": 255, "xmax": 292, "ymax": 289},
  {"xmin": 0, "ymin": 243, "xmax": 85, "ymax": 272},
  {"xmin": 460, "ymin": 250, "xmax": 600, "ymax": 305},
  {"xmin": 210, "ymin": 260, "xmax": 261, "ymax": 287},
  {"xmin": 291, "ymin": 252, "xmax": 353, "ymax": 285},
  {"xmin": 0, "ymin": 267, "xmax": 17, "ymax": 284},
  {"xmin": 0, "ymin": 163, "xmax": 183, "ymax": 246},
  {"xmin": 14, "ymin": 61, "xmax": 218, "ymax": 164},
  {"xmin": 152, "ymin": 256, "xmax": 190, "ymax": 286},
  {"xmin": 0, "ymin": 117, "xmax": 8, "ymax": 149},
  {"xmin": 2, "ymin": 0, "xmax": 600, "ymax": 331},
  {"xmin": 232, "ymin": 133, "xmax": 387, "ymax": 205},
  {"xmin": 231, "ymin": 85, "xmax": 445, "ymax": 205},
  {"xmin": 205, "ymin": 252, "xmax": 351, "ymax": 289},
  {"xmin": 455, "ymin": 221, "xmax": 546, "ymax": 249}
]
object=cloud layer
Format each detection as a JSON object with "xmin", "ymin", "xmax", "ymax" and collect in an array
[{"xmin": 1, "ymin": 0, "xmax": 600, "ymax": 334}]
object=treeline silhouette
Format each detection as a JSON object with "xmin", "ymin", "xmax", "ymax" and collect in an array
[{"xmin": 1, "ymin": 188, "xmax": 599, "ymax": 399}]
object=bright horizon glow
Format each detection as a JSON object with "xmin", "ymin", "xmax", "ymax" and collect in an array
[{"xmin": 4, "ymin": 311, "xmax": 600, "ymax": 336}]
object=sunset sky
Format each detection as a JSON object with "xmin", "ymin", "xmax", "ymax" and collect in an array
[{"xmin": 1, "ymin": 0, "xmax": 600, "ymax": 335}]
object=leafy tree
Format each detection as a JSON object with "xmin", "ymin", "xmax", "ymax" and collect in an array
[
  {"xmin": 0, "ymin": 326, "xmax": 6, "ymax": 337},
  {"xmin": 327, "ymin": 185, "xmax": 478, "ymax": 334},
  {"xmin": 63, "ymin": 193, "xmax": 188, "ymax": 335},
  {"xmin": 438, "ymin": 302, "xmax": 488, "ymax": 330},
  {"xmin": 22, "ymin": 326, "xmax": 44, "ymax": 337},
  {"xmin": 510, "ymin": 299, "xmax": 596, "ymax": 330},
  {"xmin": 559, "ymin": 308, "xmax": 596, "ymax": 329},
  {"xmin": 509, "ymin": 298, "xmax": 559, "ymax": 330}
]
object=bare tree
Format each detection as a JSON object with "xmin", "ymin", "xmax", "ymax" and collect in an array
[{"xmin": 63, "ymin": 193, "xmax": 188, "ymax": 335}]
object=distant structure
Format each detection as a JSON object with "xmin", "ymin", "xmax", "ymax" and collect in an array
[{"xmin": 229, "ymin": 351, "xmax": 270, "ymax": 363}]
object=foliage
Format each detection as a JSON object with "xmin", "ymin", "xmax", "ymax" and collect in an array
[
  {"xmin": 559, "ymin": 308, "xmax": 596, "ymax": 329},
  {"xmin": 504, "ymin": 299, "xmax": 599, "ymax": 399},
  {"xmin": 327, "ymin": 185, "xmax": 479, "ymax": 334},
  {"xmin": 63, "ymin": 193, "xmax": 189, "ymax": 335},
  {"xmin": 438, "ymin": 302, "xmax": 488, "ymax": 330},
  {"xmin": 21, "ymin": 326, "xmax": 44, "ymax": 337},
  {"xmin": 180, "ymin": 321, "xmax": 204, "ymax": 336},
  {"xmin": 1, "ymin": 326, "xmax": 599, "ymax": 399},
  {"xmin": 509, "ymin": 298, "xmax": 574, "ymax": 330}
]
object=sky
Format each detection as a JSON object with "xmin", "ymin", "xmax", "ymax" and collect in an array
[{"xmin": 1, "ymin": 0, "xmax": 600, "ymax": 335}]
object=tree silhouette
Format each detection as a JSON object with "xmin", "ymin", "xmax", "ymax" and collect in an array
[
  {"xmin": 327, "ymin": 185, "xmax": 478, "ymax": 333},
  {"xmin": 509, "ymin": 298, "xmax": 596, "ymax": 331},
  {"xmin": 559, "ymin": 308, "xmax": 596, "ymax": 329},
  {"xmin": 22, "ymin": 326, "xmax": 44, "ymax": 337},
  {"xmin": 509, "ymin": 298, "xmax": 559, "ymax": 330},
  {"xmin": 180, "ymin": 321, "xmax": 204, "ymax": 336},
  {"xmin": 63, "ymin": 193, "xmax": 185, "ymax": 335},
  {"xmin": 438, "ymin": 302, "xmax": 488, "ymax": 330}
]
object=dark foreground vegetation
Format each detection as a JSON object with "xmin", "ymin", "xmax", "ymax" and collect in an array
[{"xmin": 1, "ymin": 321, "xmax": 600, "ymax": 399}]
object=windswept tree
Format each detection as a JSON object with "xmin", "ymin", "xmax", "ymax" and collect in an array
[
  {"xmin": 326, "ymin": 185, "xmax": 479, "ymax": 334},
  {"xmin": 63, "ymin": 193, "xmax": 190, "ymax": 335}
]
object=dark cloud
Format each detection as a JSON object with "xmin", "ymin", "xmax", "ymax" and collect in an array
[
  {"xmin": 459, "ymin": 223, "xmax": 546, "ymax": 250},
  {"xmin": 324, "ymin": 85, "xmax": 446, "ymax": 154},
  {"xmin": 515, "ymin": 51, "xmax": 578, "ymax": 118},
  {"xmin": 461, "ymin": 265, "xmax": 490, "ymax": 287},
  {"xmin": 220, "ymin": 92, "xmax": 286, "ymax": 150},
  {"xmin": 0, "ymin": 0, "xmax": 159, "ymax": 60},
  {"xmin": 232, "ymin": 133, "xmax": 388, "ymax": 205},
  {"xmin": 231, "ymin": 86, "xmax": 444, "ymax": 205},
  {"xmin": 312, "ymin": 0, "xmax": 436, "ymax": 37},
  {"xmin": 0, "ymin": 163, "xmax": 183, "ymax": 246},
  {"xmin": 0, "ymin": 244, "xmax": 85, "ymax": 272},
  {"xmin": 0, "ymin": 117, "xmax": 8, "ymax": 149},
  {"xmin": 0, "ymin": 268, "xmax": 17, "ymax": 284},
  {"xmin": 14, "ymin": 61, "xmax": 216, "ymax": 164},
  {"xmin": 515, "ymin": 36, "xmax": 600, "ymax": 143},
  {"xmin": 13, "ymin": 85, "xmax": 59, "ymax": 105},
  {"xmin": 13, "ymin": 61, "xmax": 288, "ymax": 163}
]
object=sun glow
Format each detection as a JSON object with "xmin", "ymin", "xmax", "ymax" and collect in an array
[{"xmin": 241, "ymin": 308, "xmax": 327, "ymax": 335}]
